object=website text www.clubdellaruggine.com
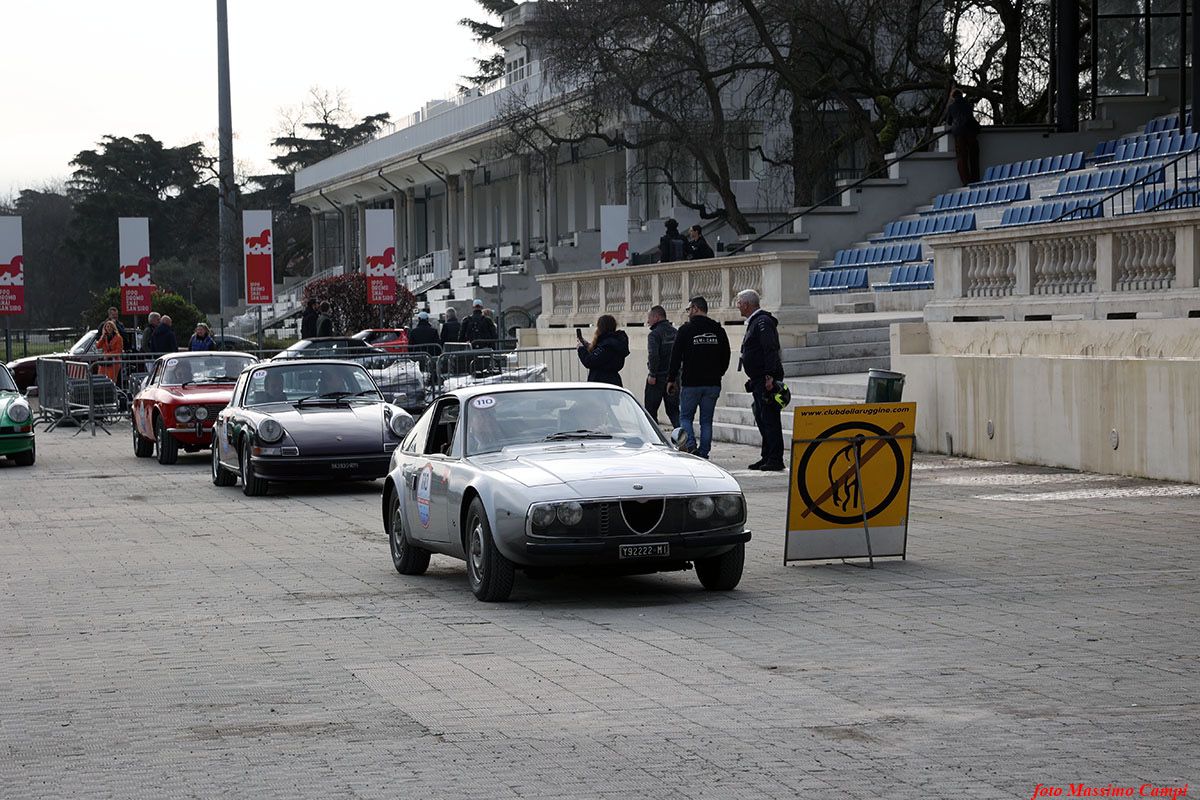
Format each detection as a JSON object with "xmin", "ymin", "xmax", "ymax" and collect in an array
[{"xmin": 797, "ymin": 405, "xmax": 906, "ymax": 418}]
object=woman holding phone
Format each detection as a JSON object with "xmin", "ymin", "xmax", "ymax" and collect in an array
[{"xmin": 576, "ymin": 314, "xmax": 629, "ymax": 386}]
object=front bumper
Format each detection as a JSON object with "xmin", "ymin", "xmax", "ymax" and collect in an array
[
  {"xmin": 249, "ymin": 452, "xmax": 391, "ymax": 482},
  {"xmin": 516, "ymin": 528, "xmax": 751, "ymax": 566},
  {"xmin": 166, "ymin": 421, "xmax": 215, "ymax": 445},
  {"xmin": 0, "ymin": 432, "xmax": 35, "ymax": 456}
]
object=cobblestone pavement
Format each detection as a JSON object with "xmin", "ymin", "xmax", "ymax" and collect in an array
[{"xmin": 1, "ymin": 426, "xmax": 1196, "ymax": 799}]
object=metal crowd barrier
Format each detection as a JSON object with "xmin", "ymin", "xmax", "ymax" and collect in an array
[{"xmin": 33, "ymin": 357, "xmax": 68, "ymax": 430}]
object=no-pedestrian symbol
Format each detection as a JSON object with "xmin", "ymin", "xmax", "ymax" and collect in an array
[{"xmin": 785, "ymin": 403, "xmax": 916, "ymax": 564}]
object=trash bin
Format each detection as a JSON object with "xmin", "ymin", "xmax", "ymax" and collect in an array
[{"xmin": 865, "ymin": 369, "xmax": 905, "ymax": 403}]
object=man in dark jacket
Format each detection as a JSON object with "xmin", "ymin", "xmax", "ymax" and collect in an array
[
  {"xmin": 316, "ymin": 302, "xmax": 334, "ymax": 338},
  {"xmin": 643, "ymin": 305, "xmax": 678, "ymax": 427},
  {"xmin": 666, "ymin": 296, "xmax": 730, "ymax": 459},
  {"xmin": 149, "ymin": 314, "xmax": 178, "ymax": 354},
  {"xmin": 684, "ymin": 225, "xmax": 715, "ymax": 260},
  {"xmin": 943, "ymin": 88, "xmax": 981, "ymax": 185},
  {"xmin": 659, "ymin": 218, "xmax": 686, "ymax": 263},
  {"xmin": 300, "ymin": 299, "xmax": 319, "ymax": 339},
  {"xmin": 141, "ymin": 312, "xmax": 160, "ymax": 354},
  {"xmin": 439, "ymin": 308, "xmax": 462, "ymax": 346},
  {"xmin": 459, "ymin": 299, "xmax": 497, "ymax": 346},
  {"xmin": 409, "ymin": 311, "xmax": 440, "ymax": 355},
  {"xmin": 736, "ymin": 289, "xmax": 785, "ymax": 470}
]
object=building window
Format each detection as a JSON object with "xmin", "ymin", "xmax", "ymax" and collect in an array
[{"xmin": 506, "ymin": 57, "xmax": 527, "ymax": 84}]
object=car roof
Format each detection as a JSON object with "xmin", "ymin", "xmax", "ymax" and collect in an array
[
  {"xmin": 250, "ymin": 358, "xmax": 372, "ymax": 369},
  {"xmin": 441, "ymin": 382, "xmax": 632, "ymax": 401},
  {"xmin": 157, "ymin": 351, "xmax": 256, "ymax": 361}
]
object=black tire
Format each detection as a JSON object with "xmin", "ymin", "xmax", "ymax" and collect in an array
[
  {"xmin": 211, "ymin": 434, "xmax": 236, "ymax": 487},
  {"xmin": 694, "ymin": 543, "xmax": 745, "ymax": 591},
  {"xmin": 387, "ymin": 489, "xmax": 430, "ymax": 575},
  {"xmin": 155, "ymin": 416, "xmax": 178, "ymax": 465},
  {"xmin": 12, "ymin": 441, "xmax": 35, "ymax": 467},
  {"xmin": 465, "ymin": 497, "xmax": 515, "ymax": 602},
  {"xmin": 240, "ymin": 438, "xmax": 268, "ymax": 497},
  {"xmin": 133, "ymin": 422, "xmax": 154, "ymax": 458}
]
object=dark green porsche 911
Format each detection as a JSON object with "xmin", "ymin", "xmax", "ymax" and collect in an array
[{"xmin": 0, "ymin": 364, "xmax": 35, "ymax": 466}]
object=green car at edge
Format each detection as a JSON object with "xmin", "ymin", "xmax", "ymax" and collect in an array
[{"xmin": 0, "ymin": 364, "xmax": 35, "ymax": 466}]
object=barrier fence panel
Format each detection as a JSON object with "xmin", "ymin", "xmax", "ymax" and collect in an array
[
  {"xmin": 433, "ymin": 346, "xmax": 584, "ymax": 394},
  {"xmin": 34, "ymin": 358, "xmax": 68, "ymax": 430}
]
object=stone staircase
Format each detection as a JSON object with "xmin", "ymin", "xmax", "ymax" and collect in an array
[{"xmin": 711, "ymin": 313, "xmax": 919, "ymax": 445}]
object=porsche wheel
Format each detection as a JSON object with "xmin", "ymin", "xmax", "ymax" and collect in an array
[
  {"xmin": 155, "ymin": 416, "xmax": 178, "ymax": 465},
  {"xmin": 12, "ymin": 441, "xmax": 35, "ymax": 467},
  {"xmin": 694, "ymin": 543, "xmax": 745, "ymax": 591},
  {"xmin": 465, "ymin": 497, "xmax": 514, "ymax": 602},
  {"xmin": 240, "ymin": 439, "xmax": 268, "ymax": 497},
  {"xmin": 132, "ymin": 421, "xmax": 153, "ymax": 458},
  {"xmin": 387, "ymin": 489, "xmax": 430, "ymax": 575},
  {"xmin": 211, "ymin": 434, "xmax": 236, "ymax": 487}
]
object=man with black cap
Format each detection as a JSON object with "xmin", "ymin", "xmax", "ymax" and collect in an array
[
  {"xmin": 300, "ymin": 299, "xmax": 319, "ymax": 339},
  {"xmin": 409, "ymin": 311, "xmax": 440, "ymax": 355},
  {"xmin": 666, "ymin": 296, "xmax": 730, "ymax": 459},
  {"xmin": 459, "ymin": 299, "xmax": 497, "ymax": 347},
  {"xmin": 659, "ymin": 219, "xmax": 686, "ymax": 263}
]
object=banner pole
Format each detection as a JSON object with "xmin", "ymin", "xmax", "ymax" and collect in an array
[
  {"xmin": 257, "ymin": 307, "xmax": 263, "ymax": 352},
  {"xmin": 851, "ymin": 434, "xmax": 875, "ymax": 569},
  {"xmin": 3, "ymin": 319, "xmax": 9, "ymax": 365}
]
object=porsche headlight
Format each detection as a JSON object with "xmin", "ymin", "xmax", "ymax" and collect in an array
[
  {"xmin": 194, "ymin": 406, "xmax": 209, "ymax": 421},
  {"xmin": 258, "ymin": 419, "xmax": 284, "ymax": 443},
  {"xmin": 688, "ymin": 496, "xmax": 715, "ymax": 520},
  {"xmin": 530, "ymin": 504, "xmax": 558, "ymax": 528},
  {"xmin": 556, "ymin": 502, "xmax": 584, "ymax": 526},
  {"xmin": 388, "ymin": 409, "xmax": 414, "ymax": 438},
  {"xmin": 175, "ymin": 406, "xmax": 194, "ymax": 423},
  {"xmin": 715, "ymin": 494, "xmax": 742, "ymax": 519},
  {"xmin": 7, "ymin": 401, "xmax": 31, "ymax": 424}
]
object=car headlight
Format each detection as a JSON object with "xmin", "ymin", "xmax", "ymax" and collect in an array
[
  {"xmin": 194, "ymin": 406, "xmax": 209, "ymax": 421},
  {"xmin": 258, "ymin": 419, "xmax": 284, "ymax": 443},
  {"xmin": 556, "ymin": 501, "xmax": 584, "ymax": 526},
  {"xmin": 715, "ymin": 494, "xmax": 742, "ymax": 519},
  {"xmin": 688, "ymin": 496, "xmax": 715, "ymax": 520},
  {"xmin": 530, "ymin": 504, "xmax": 557, "ymax": 528},
  {"xmin": 388, "ymin": 409, "xmax": 414, "ymax": 438},
  {"xmin": 7, "ymin": 401, "xmax": 31, "ymax": 424},
  {"xmin": 175, "ymin": 406, "xmax": 194, "ymax": 423}
]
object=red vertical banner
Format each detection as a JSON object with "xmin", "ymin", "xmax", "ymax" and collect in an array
[
  {"xmin": 118, "ymin": 217, "xmax": 153, "ymax": 314},
  {"xmin": 0, "ymin": 217, "xmax": 24, "ymax": 315},
  {"xmin": 364, "ymin": 208, "xmax": 397, "ymax": 304},
  {"xmin": 243, "ymin": 210, "xmax": 274, "ymax": 304}
]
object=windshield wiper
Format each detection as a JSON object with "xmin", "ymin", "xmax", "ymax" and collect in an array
[{"xmin": 543, "ymin": 429, "xmax": 614, "ymax": 441}]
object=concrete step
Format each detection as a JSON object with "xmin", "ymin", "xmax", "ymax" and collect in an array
[
  {"xmin": 805, "ymin": 326, "xmax": 891, "ymax": 346},
  {"xmin": 816, "ymin": 313, "xmax": 922, "ymax": 331},
  {"xmin": 782, "ymin": 341, "xmax": 889, "ymax": 362},
  {"xmin": 784, "ymin": 356, "xmax": 890, "ymax": 377}
]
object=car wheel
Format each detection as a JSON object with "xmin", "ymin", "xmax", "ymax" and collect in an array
[
  {"xmin": 155, "ymin": 416, "xmax": 178, "ymax": 465},
  {"xmin": 211, "ymin": 434, "xmax": 236, "ymax": 487},
  {"xmin": 12, "ymin": 440, "xmax": 35, "ymax": 467},
  {"xmin": 694, "ymin": 543, "xmax": 745, "ymax": 591},
  {"xmin": 387, "ymin": 489, "xmax": 430, "ymax": 575},
  {"xmin": 132, "ymin": 421, "xmax": 154, "ymax": 458},
  {"xmin": 240, "ymin": 439, "xmax": 268, "ymax": 497},
  {"xmin": 465, "ymin": 497, "xmax": 514, "ymax": 602}
]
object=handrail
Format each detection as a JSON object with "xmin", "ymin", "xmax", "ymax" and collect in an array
[
  {"xmin": 1052, "ymin": 143, "xmax": 1200, "ymax": 221},
  {"xmin": 728, "ymin": 130, "xmax": 945, "ymax": 254}
]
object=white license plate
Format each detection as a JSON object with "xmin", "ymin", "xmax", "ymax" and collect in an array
[{"xmin": 619, "ymin": 542, "xmax": 669, "ymax": 559}]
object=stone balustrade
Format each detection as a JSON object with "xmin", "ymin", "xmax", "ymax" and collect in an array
[
  {"xmin": 536, "ymin": 251, "xmax": 820, "ymax": 335},
  {"xmin": 924, "ymin": 209, "xmax": 1200, "ymax": 320}
]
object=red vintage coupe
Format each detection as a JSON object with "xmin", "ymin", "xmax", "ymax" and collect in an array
[{"xmin": 131, "ymin": 352, "xmax": 257, "ymax": 464}]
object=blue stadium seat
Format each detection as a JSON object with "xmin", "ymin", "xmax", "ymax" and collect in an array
[{"xmin": 1000, "ymin": 199, "xmax": 1103, "ymax": 226}]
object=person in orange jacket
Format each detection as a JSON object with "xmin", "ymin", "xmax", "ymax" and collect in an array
[{"xmin": 96, "ymin": 319, "xmax": 124, "ymax": 384}]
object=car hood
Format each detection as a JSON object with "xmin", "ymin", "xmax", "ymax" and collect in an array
[
  {"xmin": 265, "ymin": 402, "xmax": 385, "ymax": 454},
  {"xmin": 157, "ymin": 386, "xmax": 236, "ymax": 405},
  {"xmin": 474, "ymin": 445, "xmax": 735, "ymax": 493}
]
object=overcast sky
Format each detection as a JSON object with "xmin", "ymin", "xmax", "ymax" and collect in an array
[{"xmin": 0, "ymin": 0, "xmax": 488, "ymax": 195}]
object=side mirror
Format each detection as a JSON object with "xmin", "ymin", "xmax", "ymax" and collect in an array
[
  {"xmin": 669, "ymin": 427, "xmax": 688, "ymax": 450},
  {"xmin": 391, "ymin": 393, "xmax": 408, "ymax": 407},
  {"xmin": 139, "ymin": 377, "xmax": 149, "ymax": 392}
]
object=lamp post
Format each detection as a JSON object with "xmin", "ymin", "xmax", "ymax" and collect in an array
[{"xmin": 216, "ymin": 0, "xmax": 238, "ymax": 312}]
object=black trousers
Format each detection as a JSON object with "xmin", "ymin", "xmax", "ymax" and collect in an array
[
  {"xmin": 954, "ymin": 133, "xmax": 981, "ymax": 185},
  {"xmin": 750, "ymin": 378, "xmax": 784, "ymax": 464},
  {"xmin": 644, "ymin": 378, "xmax": 679, "ymax": 427}
]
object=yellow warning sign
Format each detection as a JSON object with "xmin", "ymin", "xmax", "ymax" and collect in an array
[{"xmin": 785, "ymin": 403, "xmax": 916, "ymax": 562}]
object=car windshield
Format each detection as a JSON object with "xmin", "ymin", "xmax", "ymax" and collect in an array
[
  {"xmin": 69, "ymin": 331, "xmax": 97, "ymax": 354},
  {"xmin": 244, "ymin": 363, "xmax": 382, "ymax": 406},
  {"xmin": 0, "ymin": 366, "xmax": 17, "ymax": 393},
  {"xmin": 280, "ymin": 339, "xmax": 373, "ymax": 358},
  {"xmin": 465, "ymin": 387, "xmax": 665, "ymax": 456},
  {"xmin": 160, "ymin": 355, "xmax": 254, "ymax": 386}
]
